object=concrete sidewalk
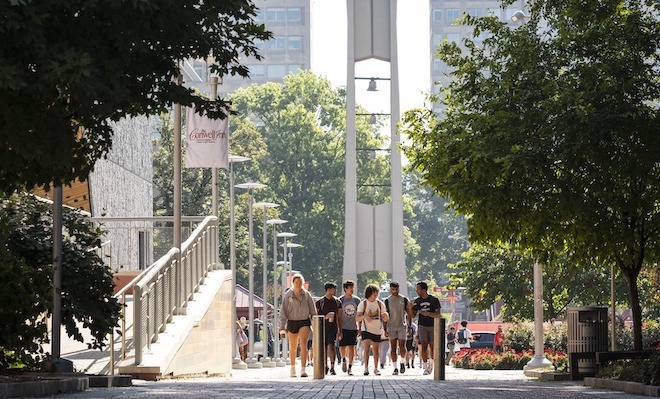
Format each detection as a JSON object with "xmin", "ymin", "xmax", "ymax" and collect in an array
[{"xmin": 22, "ymin": 362, "xmax": 650, "ymax": 399}]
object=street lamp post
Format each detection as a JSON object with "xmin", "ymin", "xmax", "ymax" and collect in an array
[
  {"xmin": 236, "ymin": 182, "xmax": 267, "ymax": 369},
  {"xmin": 267, "ymin": 219, "xmax": 288, "ymax": 367},
  {"xmin": 276, "ymin": 232, "xmax": 297, "ymax": 364},
  {"xmin": 253, "ymin": 202, "xmax": 279, "ymax": 368},
  {"xmin": 228, "ymin": 155, "xmax": 251, "ymax": 369}
]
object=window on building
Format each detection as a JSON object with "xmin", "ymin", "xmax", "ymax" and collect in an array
[
  {"xmin": 288, "ymin": 7, "xmax": 302, "ymax": 23},
  {"xmin": 446, "ymin": 33, "xmax": 461, "ymax": 44},
  {"xmin": 250, "ymin": 65, "xmax": 266, "ymax": 79},
  {"xmin": 267, "ymin": 8, "xmax": 286, "ymax": 22},
  {"xmin": 468, "ymin": 8, "xmax": 483, "ymax": 18},
  {"xmin": 254, "ymin": 9, "xmax": 265, "ymax": 22},
  {"xmin": 432, "ymin": 33, "xmax": 443, "ymax": 47},
  {"xmin": 433, "ymin": 59, "xmax": 444, "ymax": 71},
  {"xmin": 288, "ymin": 36, "xmax": 302, "ymax": 51},
  {"xmin": 446, "ymin": 9, "xmax": 461, "ymax": 24},
  {"xmin": 268, "ymin": 64, "xmax": 287, "ymax": 79},
  {"xmin": 288, "ymin": 64, "xmax": 302, "ymax": 74},
  {"xmin": 432, "ymin": 9, "xmax": 442, "ymax": 22},
  {"xmin": 267, "ymin": 36, "xmax": 286, "ymax": 50}
]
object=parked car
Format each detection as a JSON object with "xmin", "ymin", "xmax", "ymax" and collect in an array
[
  {"xmin": 469, "ymin": 331, "xmax": 495, "ymax": 350},
  {"xmin": 251, "ymin": 319, "xmax": 275, "ymax": 360}
]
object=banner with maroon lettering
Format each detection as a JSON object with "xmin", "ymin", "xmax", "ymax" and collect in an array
[{"xmin": 185, "ymin": 106, "xmax": 229, "ymax": 168}]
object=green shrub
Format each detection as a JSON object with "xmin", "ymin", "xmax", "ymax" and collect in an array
[
  {"xmin": 504, "ymin": 323, "xmax": 533, "ymax": 352},
  {"xmin": 544, "ymin": 323, "xmax": 568, "ymax": 353},
  {"xmin": 597, "ymin": 353, "xmax": 660, "ymax": 386},
  {"xmin": 0, "ymin": 193, "xmax": 122, "ymax": 372}
]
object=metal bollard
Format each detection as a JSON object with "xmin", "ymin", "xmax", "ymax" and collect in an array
[
  {"xmin": 433, "ymin": 317, "xmax": 446, "ymax": 380},
  {"xmin": 312, "ymin": 315, "xmax": 325, "ymax": 379}
]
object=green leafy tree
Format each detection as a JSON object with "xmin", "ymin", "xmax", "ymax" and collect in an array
[
  {"xmin": 0, "ymin": 194, "xmax": 121, "ymax": 369},
  {"xmin": 0, "ymin": 0, "xmax": 269, "ymax": 196},
  {"xmin": 402, "ymin": 0, "xmax": 659, "ymax": 349},
  {"xmin": 449, "ymin": 243, "xmax": 620, "ymax": 320},
  {"xmin": 404, "ymin": 170, "xmax": 467, "ymax": 287}
]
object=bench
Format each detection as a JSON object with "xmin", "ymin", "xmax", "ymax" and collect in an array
[{"xmin": 595, "ymin": 350, "xmax": 654, "ymax": 368}]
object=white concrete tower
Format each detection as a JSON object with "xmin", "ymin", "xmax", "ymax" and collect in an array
[{"xmin": 344, "ymin": 0, "xmax": 407, "ymax": 297}]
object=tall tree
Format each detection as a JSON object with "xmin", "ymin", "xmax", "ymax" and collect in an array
[
  {"xmin": 402, "ymin": 0, "xmax": 659, "ymax": 349},
  {"xmin": 0, "ymin": 0, "xmax": 269, "ymax": 196},
  {"xmin": 449, "ymin": 243, "xmax": 621, "ymax": 320}
]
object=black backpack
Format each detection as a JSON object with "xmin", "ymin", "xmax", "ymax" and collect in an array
[{"xmin": 457, "ymin": 328, "xmax": 467, "ymax": 344}]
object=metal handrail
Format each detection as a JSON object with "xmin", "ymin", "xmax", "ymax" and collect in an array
[{"xmin": 106, "ymin": 216, "xmax": 219, "ymax": 373}]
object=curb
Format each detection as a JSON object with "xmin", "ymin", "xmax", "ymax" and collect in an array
[
  {"xmin": 584, "ymin": 377, "xmax": 660, "ymax": 397},
  {"xmin": 0, "ymin": 374, "xmax": 88, "ymax": 399}
]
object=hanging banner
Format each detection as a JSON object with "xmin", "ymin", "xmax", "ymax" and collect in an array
[{"xmin": 185, "ymin": 105, "xmax": 229, "ymax": 168}]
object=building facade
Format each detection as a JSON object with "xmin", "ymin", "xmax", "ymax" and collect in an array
[
  {"xmin": 429, "ymin": 0, "xmax": 526, "ymax": 114},
  {"xmin": 183, "ymin": 0, "xmax": 311, "ymax": 96}
]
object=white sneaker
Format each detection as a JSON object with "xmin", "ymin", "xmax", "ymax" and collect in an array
[
  {"xmin": 428, "ymin": 361, "xmax": 433, "ymax": 372},
  {"xmin": 423, "ymin": 368, "xmax": 430, "ymax": 375},
  {"xmin": 290, "ymin": 367, "xmax": 297, "ymax": 377},
  {"xmin": 300, "ymin": 368, "xmax": 308, "ymax": 378}
]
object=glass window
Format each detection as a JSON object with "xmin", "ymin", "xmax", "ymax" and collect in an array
[
  {"xmin": 268, "ymin": 64, "xmax": 287, "ymax": 79},
  {"xmin": 267, "ymin": 8, "xmax": 286, "ymax": 22},
  {"xmin": 446, "ymin": 9, "xmax": 461, "ymax": 24},
  {"xmin": 267, "ymin": 36, "xmax": 286, "ymax": 50},
  {"xmin": 288, "ymin": 36, "xmax": 302, "ymax": 50},
  {"xmin": 446, "ymin": 33, "xmax": 461, "ymax": 44},
  {"xmin": 254, "ymin": 9, "xmax": 265, "ymax": 22},
  {"xmin": 432, "ymin": 33, "xmax": 443, "ymax": 47},
  {"xmin": 468, "ymin": 8, "xmax": 483, "ymax": 18},
  {"xmin": 433, "ymin": 59, "xmax": 444, "ymax": 71},
  {"xmin": 288, "ymin": 64, "xmax": 302, "ymax": 74},
  {"xmin": 432, "ymin": 9, "xmax": 442, "ymax": 22},
  {"xmin": 288, "ymin": 7, "xmax": 302, "ymax": 22},
  {"xmin": 250, "ymin": 65, "xmax": 266, "ymax": 79}
]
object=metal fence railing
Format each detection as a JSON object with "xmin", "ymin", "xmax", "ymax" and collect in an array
[{"xmin": 105, "ymin": 216, "xmax": 219, "ymax": 372}]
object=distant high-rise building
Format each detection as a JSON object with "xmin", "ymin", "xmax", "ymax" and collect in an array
[
  {"xmin": 183, "ymin": 0, "xmax": 311, "ymax": 96},
  {"xmin": 429, "ymin": 0, "xmax": 526, "ymax": 114}
]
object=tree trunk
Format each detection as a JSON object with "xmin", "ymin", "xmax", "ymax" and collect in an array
[{"xmin": 620, "ymin": 262, "xmax": 643, "ymax": 351}]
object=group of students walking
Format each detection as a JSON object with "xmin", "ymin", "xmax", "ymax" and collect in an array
[{"xmin": 279, "ymin": 273, "xmax": 441, "ymax": 378}]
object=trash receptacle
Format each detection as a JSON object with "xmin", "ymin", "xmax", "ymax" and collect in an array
[{"xmin": 567, "ymin": 307, "xmax": 608, "ymax": 376}]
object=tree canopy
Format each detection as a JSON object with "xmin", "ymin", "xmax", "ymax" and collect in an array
[
  {"xmin": 0, "ymin": 0, "xmax": 269, "ymax": 197},
  {"xmin": 402, "ymin": 0, "xmax": 659, "ymax": 349}
]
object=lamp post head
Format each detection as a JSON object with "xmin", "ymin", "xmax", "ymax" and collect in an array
[
  {"xmin": 253, "ymin": 202, "xmax": 279, "ymax": 209},
  {"xmin": 286, "ymin": 243, "xmax": 303, "ymax": 249},
  {"xmin": 277, "ymin": 232, "xmax": 297, "ymax": 238},
  {"xmin": 267, "ymin": 219, "xmax": 288, "ymax": 225},
  {"xmin": 511, "ymin": 10, "xmax": 527, "ymax": 22},
  {"xmin": 236, "ymin": 182, "xmax": 267, "ymax": 190},
  {"xmin": 228, "ymin": 155, "xmax": 251, "ymax": 164}
]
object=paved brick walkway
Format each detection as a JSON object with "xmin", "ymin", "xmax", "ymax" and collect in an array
[{"xmin": 25, "ymin": 363, "xmax": 647, "ymax": 399}]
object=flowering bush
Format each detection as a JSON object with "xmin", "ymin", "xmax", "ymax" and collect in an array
[{"xmin": 451, "ymin": 348, "xmax": 565, "ymax": 371}]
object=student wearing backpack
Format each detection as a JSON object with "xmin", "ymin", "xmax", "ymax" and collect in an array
[
  {"xmin": 456, "ymin": 320, "xmax": 473, "ymax": 350},
  {"xmin": 384, "ymin": 281, "xmax": 413, "ymax": 375},
  {"xmin": 356, "ymin": 283, "xmax": 389, "ymax": 376},
  {"xmin": 411, "ymin": 281, "xmax": 441, "ymax": 375}
]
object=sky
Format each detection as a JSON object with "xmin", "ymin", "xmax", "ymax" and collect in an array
[{"xmin": 309, "ymin": 0, "xmax": 431, "ymax": 115}]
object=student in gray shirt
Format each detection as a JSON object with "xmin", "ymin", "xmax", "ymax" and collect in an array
[
  {"xmin": 338, "ymin": 279, "xmax": 360, "ymax": 375},
  {"xmin": 279, "ymin": 273, "xmax": 316, "ymax": 378}
]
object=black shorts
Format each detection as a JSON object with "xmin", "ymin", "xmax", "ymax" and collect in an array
[
  {"xmin": 287, "ymin": 319, "xmax": 311, "ymax": 334},
  {"xmin": 325, "ymin": 327, "xmax": 338, "ymax": 345},
  {"xmin": 339, "ymin": 329, "xmax": 358, "ymax": 346},
  {"xmin": 405, "ymin": 339, "xmax": 414, "ymax": 351},
  {"xmin": 361, "ymin": 331, "xmax": 382, "ymax": 343}
]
